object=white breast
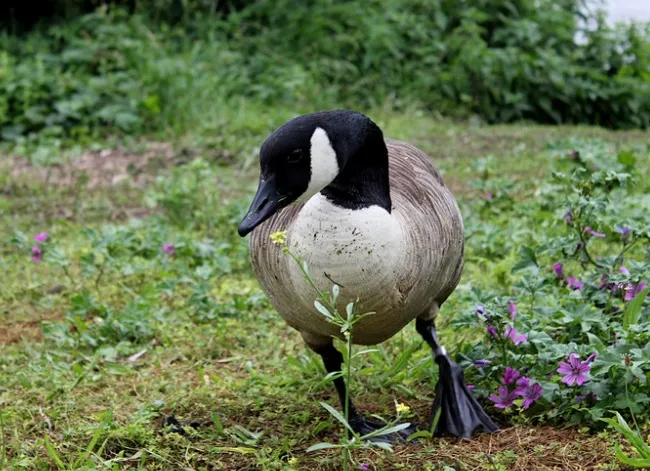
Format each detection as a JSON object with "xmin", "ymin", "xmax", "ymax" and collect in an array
[{"xmin": 285, "ymin": 194, "xmax": 407, "ymax": 330}]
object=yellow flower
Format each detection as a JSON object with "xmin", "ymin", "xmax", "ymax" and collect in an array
[
  {"xmin": 269, "ymin": 231, "xmax": 287, "ymax": 245},
  {"xmin": 396, "ymin": 402, "xmax": 410, "ymax": 414},
  {"xmin": 288, "ymin": 457, "xmax": 298, "ymax": 466}
]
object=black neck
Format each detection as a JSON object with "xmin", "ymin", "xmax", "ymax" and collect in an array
[{"xmin": 320, "ymin": 120, "xmax": 392, "ymax": 212}]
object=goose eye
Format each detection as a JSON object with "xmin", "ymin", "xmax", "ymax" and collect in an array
[{"xmin": 287, "ymin": 149, "xmax": 303, "ymax": 164}]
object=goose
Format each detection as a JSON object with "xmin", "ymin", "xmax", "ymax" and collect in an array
[{"xmin": 237, "ymin": 110, "xmax": 498, "ymax": 440}]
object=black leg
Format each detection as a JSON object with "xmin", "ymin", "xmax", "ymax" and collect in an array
[
  {"xmin": 314, "ymin": 342, "xmax": 419, "ymax": 442},
  {"xmin": 416, "ymin": 318, "xmax": 499, "ymax": 439}
]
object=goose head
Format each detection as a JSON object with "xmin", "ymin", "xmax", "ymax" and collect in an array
[{"xmin": 238, "ymin": 110, "xmax": 391, "ymax": 237}]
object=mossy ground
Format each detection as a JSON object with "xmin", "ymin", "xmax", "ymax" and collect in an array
[{"xmin": 1, "ymin": 111, "xmax": 648, "ymax": 470}]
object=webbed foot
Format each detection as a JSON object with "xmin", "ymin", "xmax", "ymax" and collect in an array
[{"xmin": 431, "ymin": 355, "xmax": 499, "ymax": 438}]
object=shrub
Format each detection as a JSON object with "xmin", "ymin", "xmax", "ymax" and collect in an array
[
  {"xmin": 1, "ymin": 0, "xmax": 650, "ymax": 147},
  {"xmin": 457, "ymin": 140, "xmax": 650, "ymax": 427}
]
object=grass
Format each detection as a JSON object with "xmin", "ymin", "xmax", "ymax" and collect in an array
[{"xmin": 1, "ymin": 107, "xmax": 649, "ymax": 470}]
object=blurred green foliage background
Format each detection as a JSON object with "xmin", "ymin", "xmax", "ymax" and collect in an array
[{"xmin": 1, "ymin": 0, "xmax": 650, "ymax": 149}]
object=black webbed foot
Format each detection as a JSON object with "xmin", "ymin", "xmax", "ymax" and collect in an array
[
  {"xmin": 431, "ymin": 354, "xmax": 499, "ymax": 438},
  {"xmin": 349, "ymin": 415, "xmax": 421, "ymax": 443}
]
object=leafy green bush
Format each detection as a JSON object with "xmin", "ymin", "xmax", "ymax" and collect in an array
[
  {"xmin": 456, "ymin": 141, "xmax": 650, "ymax": 426},
  {"xmin": 1, "ymin": 0, "xmax": 650, "ymax": 147}
]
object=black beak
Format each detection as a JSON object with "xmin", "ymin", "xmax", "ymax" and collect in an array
[{"xmin": 238, "ymin": 176, "xmax": 281, "ymax": 237}]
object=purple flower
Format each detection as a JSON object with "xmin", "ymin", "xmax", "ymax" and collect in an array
[
  {"xmin": 504, "ymin": 325, "xmax": 527, "ymax": 345},
  {"xmin": 502, "ymin": 366, "xmax": 521, "ymax": 385},
  {"xmin": 513, "ymin": 376, "xmax": 530, "ymax": 396},
  {"xmin": 473, "ymin": 359, "xmax": 491, "ymax": 368},
  {"xmin": 162, "ymin": 243, "xmax": 176, "ymax": 255},
  {"xmin": 476, "ymin": 305, "xmax": 485, "ymax": 315},
  {"xmin": 552, "ymin": 262, "xmax": 564, "ymax": 279},
  {"xmin": 557, "ymin": 354, "xmax": 591, "ymax": 386},
  {"xmin": 624, "ymin": 282, "xmax": 647, "ymax": 301},
  {"xmin": 563, "ymin": 210, "xmax": 573, "ymax": 226},
  {"xmin": 584, "ymin": 226, "xmax": 605, "ymax": 238},
  {"xmin": 566, "ymin": 276, "xmax": 584, "ymax": 291},
  {"xmin": 485, "ymin": 192, "xmax": 494, "ymax": 200},
  {"xmin": 616, "ymin": 226, "xmax": 631, "ymax": 241},
  {"xmin": 586, "ymin": 353, "xmax": 598, "ymax": 363},
  {"xmin": 489, "ymin": 385, "xmax": 518, "ymax": 409},
  {"xmin": 598, "ymin": 274, "xmax": 613, "ymax": 291},
  {"xmin": 31, "ymin": 246, "xmax": 42, "ymax": 263},
  {"xmin": 508, "ymin": 299, "xmax": 517, "ymax": 320},
  {"xmin": 620, "ymin": 265, "xmax": 630, "ymax": 276},
  {"xmin": 520, "ymin": 383, "xmax": 542, "ymax": 409},
  {"xmin": 33, "ymin": 232, "xmax": 48, "ymax": 243},
  {"xmin": 359, "ymin": 464, "xmax": 370, "ymax": 471},
  {"xmin": 487, "ymin": 326, "xmax": 497, "ymax": 338},
  {"xmin": 467, "ymin": 384, "xmax": 475, "ymax": 391}
]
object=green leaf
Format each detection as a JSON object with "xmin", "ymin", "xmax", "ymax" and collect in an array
[
  {"xmin": 210, "ymin": 446, "xmax": 256, "ymax": 454},
  {"xmin": 586, "ymin": 333, "xmax": 607, "ymax": 352},
  {"xmin": 370, "ymin": 441, "xmax": 394, "ymax": 452},
  {"xmin": 318, "ymin": 402, "xmax": 355, "ymax": 435},
  {"xmin": 512, "ymin": 246, "xmax": 538, "ymax": 272},
  {"xmin": 617, "ymin": 150, "xmax": 637, "ymax": 168},
  {"xmin": 623, "ymin": 288, "xmax": 648, "ymax": 329},
  {"xmin": 361, "ymin": 422, "xmax": 411, "ymax": 440},
  {"xmin": 74, "ymin": 409, "xmax": 112, "ymax": 468},
  {"xmin": 615, "ymin": 447, "xmax": 650, "ymax": 468},
  {"xmin": 44, "ymin": 435, "xmax": 66, "ymax": 470},
  {"xmin": 306, "ymin": 442, "xmax": 339, "ymax": 452},
  {"xmin": 314, "ymin": 301, "xmax": 333, "ymax": 320}
]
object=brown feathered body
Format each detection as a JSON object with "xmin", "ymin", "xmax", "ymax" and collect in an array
[{"xmin": 249, "ymin": 139, "xmax": 464, "ymax": 349}]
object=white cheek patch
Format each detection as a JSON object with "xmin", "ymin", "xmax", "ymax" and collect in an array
[{"xmin": 298, "ymin": 127, "xmax": 339, "ymax": 202}]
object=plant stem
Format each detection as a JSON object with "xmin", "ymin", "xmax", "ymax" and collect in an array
[
  {"xmin": 0, "ymin": 405, "xmax": 6, "ymax": 470},
  {"xmin": 344, "ymin": 331, "xmax": 353, "ymax": 471},
  {"xmin": 62, "ymin": 265, "xmax": 76, "ymax": 286},
  {"xmin": 576, "ymin": 223, "xmax": 604, "ymax": 269}
]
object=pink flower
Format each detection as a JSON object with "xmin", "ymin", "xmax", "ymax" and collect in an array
[
  {"xmin": 513, "ymin": 376, "xmax": 529, "ymax": 395},
  {"xmin": 552, "ymin": 262, "xmax": 564, "ymax": 279},
  {"xmin": 557, "ymin": 353, "xmax": 591, "ymax": 386},
  {"xmin": 467, "ymin": 384, "xmax": 475, "ymax": 391},
  {"xmin": 162, "ymin": 243, "xmax": 176, "ymax": 255},
  {"xmin": 508, "ymin": 299, "xmax": 517, "ymax": 320},
  {"xmin": 502, "ymin": 366, "xmax": 521, "ymax": 385},
  {"xmin": 583, "ymin": 226, "xmax": 605, "ymax": 238},
  {"xmin": 520, "ymin": 382, "xmax": 542, "ymax": 409},
  {"xmin": 33, "ymin": 232, "xmax": 48, "ymax": 243},
  {"xmin": 485, "ymin": 192, "xmax": 494, "ymax": 200},
  {"xmin": 504, "ymin": 325, "xmax": 527, "ymax": 345},
  {"xmin": 567, "ymin": 276, "xmax": 584, "ymax": 291},
  {"xmin": 624, "ymin": 282, "xmax": 647, "ymax": 301},
  {"xmin": 359, "ymin": 464, "xmax": 370, "ymax": 471},
  {"xmin": 489, "ymin": 385, "xmax": 518, "ymax": 409},
  {"xmin": 620, "ymin": 265, "xmax": 630, "ymax": 276},
  {"xmin": 616, "ymin": 226, "xmax": 631, "ymax": 241},
  {"xmin": 31, "ymin": 246, "xmax": 42, "ymax": 263}
]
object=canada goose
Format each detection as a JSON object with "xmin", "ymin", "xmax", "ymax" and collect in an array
[{"xmin": 238, "ymin": 110, "xmax": 498, "ymax": 440}]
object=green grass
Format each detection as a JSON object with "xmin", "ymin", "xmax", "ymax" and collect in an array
[{"xmin": 1, "ymin": 109, "xmax": 649, "ymax": 470}]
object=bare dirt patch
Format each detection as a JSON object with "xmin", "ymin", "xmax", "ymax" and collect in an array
[
  {"xmin": 0, "ymin": 311, "xmax": 63, "ymax": 344},
  {"xmin": 7, "ymin": 143, "xmax": 176, "ymax": 188}
]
